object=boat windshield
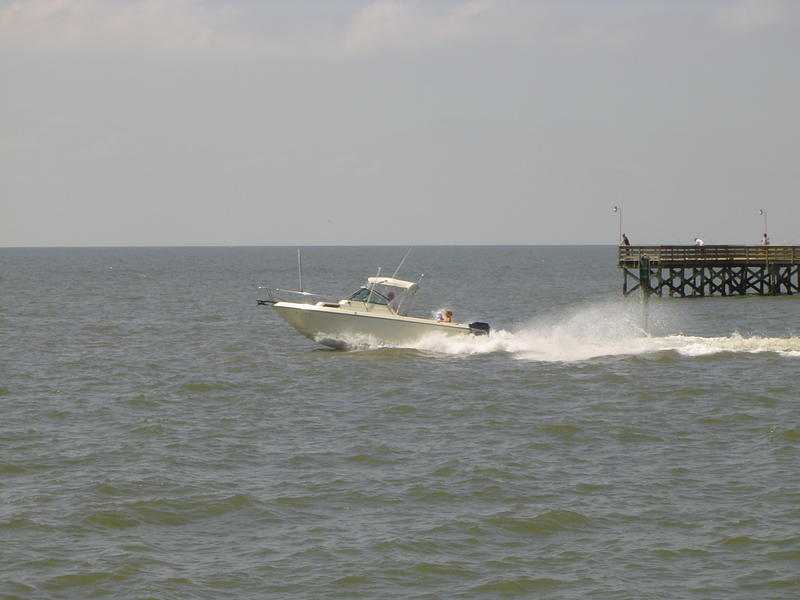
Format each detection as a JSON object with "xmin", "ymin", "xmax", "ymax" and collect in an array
[
  {"xmin": 347, "ymin": 278, "xmax": 418, "ymax": 315},
  {"xmin": 349, "ymin": 287, "xmax": 390, "ymax": 305}
]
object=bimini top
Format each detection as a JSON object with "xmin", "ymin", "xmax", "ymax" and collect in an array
[{"xmin": 366, "ymin": 276, "xmax": 419, "ymax": 291}]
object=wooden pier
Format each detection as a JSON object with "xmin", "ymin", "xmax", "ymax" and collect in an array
[{"xmin": 618, "ymin": 245, "xmax": 800, "ymax": 297}]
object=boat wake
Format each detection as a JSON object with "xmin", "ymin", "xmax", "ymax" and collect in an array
[
  {"xmin": 341, "ymin": 301, "xmax": 800, "ymax": 362},
  {"xmin": 500, "ymin": 331, "xmax": 800, "ymax": 362}
]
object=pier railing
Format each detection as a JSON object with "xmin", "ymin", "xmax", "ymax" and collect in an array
[{"xmin": 618, "ymin": 245, "xmax": 800, "ymax": 267}]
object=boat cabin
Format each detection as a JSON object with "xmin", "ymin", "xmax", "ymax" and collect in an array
[{"xmin": 337, "ymin": 276, "xmax": 419, "ymax": 316}]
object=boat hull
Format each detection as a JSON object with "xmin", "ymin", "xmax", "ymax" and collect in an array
[{"xmin": 273, "ymin": 302, "xmax": 472, "ymax": 349}]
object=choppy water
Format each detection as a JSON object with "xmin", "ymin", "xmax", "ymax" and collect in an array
[{"xmin": 1, "ymin": 246, "xmax": 799, "ymax": 599}]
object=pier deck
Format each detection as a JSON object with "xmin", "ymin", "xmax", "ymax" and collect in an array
[{"xmin": 617, "ymin": 245, "xmax": 800, "ymax": 297}]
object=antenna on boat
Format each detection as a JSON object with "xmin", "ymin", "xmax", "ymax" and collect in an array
[
  {"xmin": 297, "ymin": 249, "xmax": 303, "ymax": 292},
  {"xmin": 391, "ymin": 247, "xmax": 413, "ymax": 279}
]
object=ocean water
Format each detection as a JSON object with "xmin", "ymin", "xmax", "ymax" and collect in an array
[{"xmin": 1, "ymin": 245, "xmax": 799, "ymax": 600}]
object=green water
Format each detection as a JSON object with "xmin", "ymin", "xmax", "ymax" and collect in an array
[{"xmin": 1, "ymin": 246, "xmax": 799, "ymax": 599}]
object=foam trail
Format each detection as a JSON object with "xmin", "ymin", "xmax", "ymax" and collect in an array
[
  {"xmin": 657, "ymin": 333, "xmax": 800, "ymax": 358},
  {"xmin": 410, "ymin": 301, "xmax": 800, "ymax": 362}
]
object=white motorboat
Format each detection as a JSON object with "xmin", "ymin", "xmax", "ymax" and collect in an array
[{"xmin": 259, "ymin": 275, "xmax": 490, "ymax": 349}]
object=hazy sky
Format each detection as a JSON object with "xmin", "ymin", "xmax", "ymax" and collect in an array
[{"xmin": 2, "ymin": 0, "xmax": 798, "ymax": 246}]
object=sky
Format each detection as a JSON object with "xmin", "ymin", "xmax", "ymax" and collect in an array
[{"xmin": 1, "ymin": 0, "xmax": 798, "ymax": 246}]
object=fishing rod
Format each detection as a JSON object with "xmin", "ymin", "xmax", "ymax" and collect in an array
[
  {"xmin": 391, "ymin": 247, "xmax": 413, "ymax": 279},
  {"xmin": 297, "ymin": 249, "xmax": 303, "ymax": 292}
]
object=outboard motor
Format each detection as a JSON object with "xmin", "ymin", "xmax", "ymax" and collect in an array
[{"xmin": 468, "ymin": 321, "xmax": 491, "ymax": 336}]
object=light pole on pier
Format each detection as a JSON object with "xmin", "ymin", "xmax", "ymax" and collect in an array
[
  {"xmin": 759, "ymin": 209, "xmax": 768, "ymax": 238},
  {"xmin": 613, "ymin": 205, "xmax": 622, "ymax": 243}
]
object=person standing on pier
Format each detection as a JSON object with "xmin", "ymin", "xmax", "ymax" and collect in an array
[
  {"xmin": 620, "ymin": 233, "xmax": 630, "ymax": 246},
  {"xmin": 761, "ymin": 232, "xmax": 770, "ymax": 246}
]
